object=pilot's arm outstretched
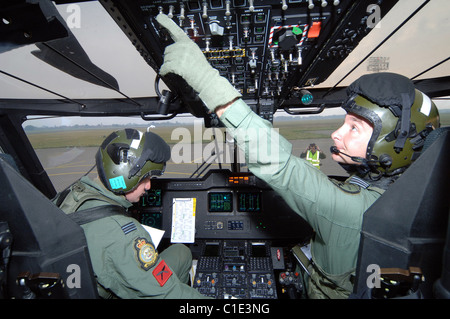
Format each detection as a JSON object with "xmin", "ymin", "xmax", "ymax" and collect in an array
[
  {"xmin": 156, "ymin": 14, "xmax": 440, "ymax": 299},
  {"xmin": 156, "ymin": 14, "xmax": 379, "ymax": 299}
]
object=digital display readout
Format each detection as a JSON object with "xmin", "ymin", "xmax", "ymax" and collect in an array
[
  {"xmin": 142, "ymin": 189, "xmax": 162, "ymax": 207},
  {"xmin": 208, "ymin": 192, "xmax": 233, "ymax": 212},
  {"xmin": 238, "ymin": 192, "xmax": 261, "ymax": 212}
]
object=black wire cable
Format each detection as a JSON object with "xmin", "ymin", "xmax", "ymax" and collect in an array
[{"xmin": 0, "ymin": 69, "xmax": 86, "ymax": 107}]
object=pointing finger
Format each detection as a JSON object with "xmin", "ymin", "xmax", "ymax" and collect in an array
[{"xmin": 156, "ymin": 14, "xmax": 190, "ymax": 43}]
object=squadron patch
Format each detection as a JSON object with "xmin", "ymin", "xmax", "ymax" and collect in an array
[{"xmin": 134, "ymin": 237, "xmax": 158, "ymax": 271}]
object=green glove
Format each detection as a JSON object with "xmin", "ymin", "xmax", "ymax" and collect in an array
[{"xmin": 156, "ymin": 14, "xmax": 241, "ymax": 111}]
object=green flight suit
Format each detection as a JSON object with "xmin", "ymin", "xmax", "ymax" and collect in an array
[
  {"xmin": 58, "ymin": 176, "xmax": 206, "ymax": 299},
  {"xmin": 220, "ymin": 99, "xmax": 384, "ymax": 298}
]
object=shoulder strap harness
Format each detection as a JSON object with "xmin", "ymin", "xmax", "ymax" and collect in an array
[{"xmin": 53, "ymin": 180, "xmax": 129, "ymax": 225}]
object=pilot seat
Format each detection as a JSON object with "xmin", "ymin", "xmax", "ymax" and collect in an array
[
  {"xmin": 353, "ymin": 127, "xmax": 450, "ymax": 299},
  {"xmin": 0, "ymin": 155, "xmax": 98, "ymax": 299}
]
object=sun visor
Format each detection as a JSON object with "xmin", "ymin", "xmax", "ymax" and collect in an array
[
  {"xmin": 143, "ymin": 131, "xmax": 171, "ymax": 163},
  {"xmin": 127, "ymin": 131, "xmax": 171, "ymax": 179}
]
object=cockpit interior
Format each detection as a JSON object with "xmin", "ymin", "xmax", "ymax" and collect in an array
[{"xmin": 0, "ymin": 0, "xmax": 449, "ymax": 301}]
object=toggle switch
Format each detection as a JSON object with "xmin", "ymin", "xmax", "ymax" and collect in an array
[
  {"xmin": 167, "ymin": 5, "xmax": 174, "ymax": 18},
  {"xmin": 179, "ymin": 3, "xmax": 185, "ymax": 20},
  {"xmin": 249, "ymin": 0, "xmax": 255, "ymax": 12},
  {"xmin": 202, "ymin": 1, "xmax": 208, "ymax": 19},
  {"xmin": 308, "ymin": 21, "xmax": 322, "ymax": 38},
  {"xmin": 225, "ymin": 0, "xmax": 231, "ymax": 16}
]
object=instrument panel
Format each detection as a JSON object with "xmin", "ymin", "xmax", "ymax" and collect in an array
[
  {"xmin": 100, "ymin": 0, "xmax": 399, "ymax": 121},
  {"xmin": 129, "ymin": 169, "xmax": 312, "ymax": 299},
  {"xmin": 193, "ymin": 240, "xmax": 279, "ymax": 299},
  {"xmin": 131, "ymin": 169, "xmax": 312, "ymax": 241}
]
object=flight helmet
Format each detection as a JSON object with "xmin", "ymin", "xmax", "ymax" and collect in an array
[
  {"xmin": 96, "ymin": 128, "xmax": 171, "ymax": 194},
  {"xmin": 342, "ymin": 73, "xmax": 440, "ymax": 174}
]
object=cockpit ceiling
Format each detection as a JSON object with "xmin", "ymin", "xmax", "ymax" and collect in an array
[
  {"xmin": 318, "ymin": 0, "xmax": 450, "ymax": 88},
  {"xmin": 0, "ymin": 0, "xmax": 449, "ymax": 101}
]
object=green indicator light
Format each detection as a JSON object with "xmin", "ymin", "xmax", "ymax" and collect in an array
[{"xmin": 292, "ymin": 27, "xmax": 303, "ymax": 35}]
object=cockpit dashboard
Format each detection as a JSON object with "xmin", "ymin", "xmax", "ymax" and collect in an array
[
  {"xmin": 130, "ymin": 169, "xmax": 313, "ymax": 299},
  {"xmin": 1, "ymin": 0, "xmax": 449, "ymax": 301}
]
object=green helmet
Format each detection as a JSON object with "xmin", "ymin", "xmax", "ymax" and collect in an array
[
  {"xmin": 343, "ymin": 73, "xmax": 440, "ymax": 174},
  {"xmin": 96, "ymin": 128, "xmax": 171, "ymax": 194}
]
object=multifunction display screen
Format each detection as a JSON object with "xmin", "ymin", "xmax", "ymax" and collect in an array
[{"xmin": 208, "ymin": 192, "xmax": 233, "ymax": 212}]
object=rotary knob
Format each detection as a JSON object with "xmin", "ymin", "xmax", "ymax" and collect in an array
[{"xmin": 209, "ymin": 21, "xmax": 224, "ymax": 36}]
